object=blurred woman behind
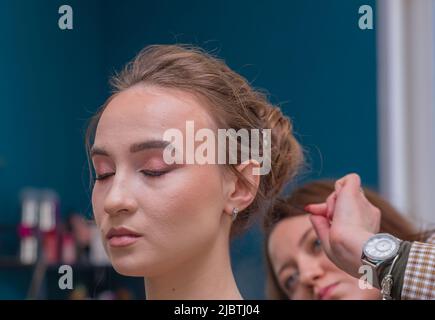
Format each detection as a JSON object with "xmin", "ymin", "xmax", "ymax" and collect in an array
[{"xmin": 264, "ymin": 180, "xmax": 418, "ymax": 300}]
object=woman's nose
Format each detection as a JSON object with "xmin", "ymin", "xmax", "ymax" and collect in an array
[
  {"xmin": 103, "ymin": 175, "xmax": 138, "ymax": 216},
  {"xmin": 298, "ymin": 257, "xmax": 324, "ymax": 286}
]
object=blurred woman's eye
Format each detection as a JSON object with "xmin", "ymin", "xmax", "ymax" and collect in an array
[
  {"xmin": 312, "ymin": 238, "xmax": 322, "ymax": 253},
  {"xmin": 284, "ymin": 273, "xmax": 299, "ymax": 294}
]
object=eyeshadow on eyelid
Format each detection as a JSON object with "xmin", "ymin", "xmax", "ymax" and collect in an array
[
  {"xmin": 93, "ymin": 161, "xmax": 113, "ymax": 172},
  {"xmin": 144, "ymin": 157, "xmax": 168, "ymax": 167}
]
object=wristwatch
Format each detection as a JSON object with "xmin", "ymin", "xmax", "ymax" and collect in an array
[{"xmin": 361, "ymin": 233, "xmax": 402, "ymax": 289}]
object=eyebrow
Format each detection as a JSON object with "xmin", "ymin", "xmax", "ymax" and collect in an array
[
  {"xmin": 298, "ymin": 227, "xmax": 313, "ymax": 248},
  {"xmin": 130, "ymin": 140, "xmax": 171, "ymax": 153},
  {"xmin": 277, "ymin": 227, "xmax": 314, "ymax": 276},
  {"xmin": 90, "ymin": 140, "xmax": 171, "ymax": 157}
]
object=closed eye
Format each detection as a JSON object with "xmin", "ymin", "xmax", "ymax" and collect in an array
[
  {"xmin": 95, "ymin": 170, "xmax": 169, "ymax": 181},
  {"xmin": 95, "ymin": 172, "xmax": 115, "ymax": 181},
  {"xmin": 141, "ymin": 170, "xmax": 169, "ymax": 177}
]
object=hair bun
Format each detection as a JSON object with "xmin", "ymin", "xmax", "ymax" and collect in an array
[{"xmin": 257, "ymin": 102, "xmax": 304, "ymax": 198}]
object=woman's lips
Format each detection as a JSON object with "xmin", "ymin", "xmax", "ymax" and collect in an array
[
  {"xmin": 318, "ymin": 282, "xmax": 339, "ymax": 300},
  {"xmin": 108, "ymin": 235, "xmax": 141, "ymax": 247},
  {"xmin": 106, "ymin": 227, "xmax": 142, "ymax": 248}
]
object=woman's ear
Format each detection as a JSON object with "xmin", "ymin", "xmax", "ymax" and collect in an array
[{"xmin": 224, "ymin": 160, "xmax": 261, "ymax": 215}]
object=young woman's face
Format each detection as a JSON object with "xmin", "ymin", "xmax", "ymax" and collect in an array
[
  {"xmin": 91, "ymin": 85, "xmax": 231, "ymax": 277},
  {"xmin": 268, "ymin": 215, "xmax": 381, "ymax": 300}
]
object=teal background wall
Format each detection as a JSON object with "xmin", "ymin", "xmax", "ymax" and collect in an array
[
  {"xmin": 0, "ymin": 0, "xmax": 107, "ymax": 299},
  {"xmin": 0, "ymin": 0, "xmax": 377, "ymax": 299}
]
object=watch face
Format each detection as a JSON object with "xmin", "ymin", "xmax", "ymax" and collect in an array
[{"xmin": 363, "ymin": 234, "xmax": 400, "ymax": 261}]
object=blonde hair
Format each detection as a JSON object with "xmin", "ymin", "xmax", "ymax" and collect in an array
[{"xmin": 86, "ymin": 44, "xmax": 304, "ymax": 236}]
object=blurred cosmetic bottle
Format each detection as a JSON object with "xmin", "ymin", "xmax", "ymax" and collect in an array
[
  {"xmin": 39, "ymin": 190, "xmax": 60, "ymax": 265},
  {"xmin": 18, "ymin": 189, "xmax": 39, "ymax": 264}
]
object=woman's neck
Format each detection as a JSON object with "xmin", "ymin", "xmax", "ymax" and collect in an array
[{"xmin": 144, "ymin": 232, "xmax": 242, "ymax": 300}]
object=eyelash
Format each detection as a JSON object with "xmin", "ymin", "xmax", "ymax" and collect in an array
[
  {"xmin": 141, "ymin": 170, "xmax": 168, "ymax": 177},
  {"xmin": 95, "ymin": 173, "xmax": 114, "ymax": 181},
  {"xmin": 95, "ymin": 170, "xmax": 168, "ymax": 180}
]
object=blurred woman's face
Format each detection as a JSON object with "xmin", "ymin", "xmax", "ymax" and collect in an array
[
  {"xmin": 268, "ymin": 215, "xmax": 381, "ymax": 300},
  {"xmin": 91, "ymin": 85, "xmax": 231, "ymax": 277}
]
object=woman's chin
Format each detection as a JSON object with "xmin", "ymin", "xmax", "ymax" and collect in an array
[
  {"xmin": 111, "ymin": 263, "xmax": 146, "ymax": 277},
  {"xmin": 110, "ymin": 255, "xmax": 168, "ymax": 278},
  {"xmin": 109, "ymin": 255, "xmax": 151, "ymax": 277}
]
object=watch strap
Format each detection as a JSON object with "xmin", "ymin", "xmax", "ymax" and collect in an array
[
  {"xmin": 378, "ymin": 240, "xmax": 412, "ymax": 300},
  {"xmin": 361, "ymin": 258, "xmax": 381, "ymax": 288}
]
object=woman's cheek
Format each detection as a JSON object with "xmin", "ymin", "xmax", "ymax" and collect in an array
[
  {"xmin": 91, "ymin": 185, "xmax": 104, "ymax": 227},
  {"xmin": 186, "ymin": 166, "xmax": 224, "ymax": 214},
  {"xmin": 161, "ymin": 165, "xmax": 224, "ymax": 231}
]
